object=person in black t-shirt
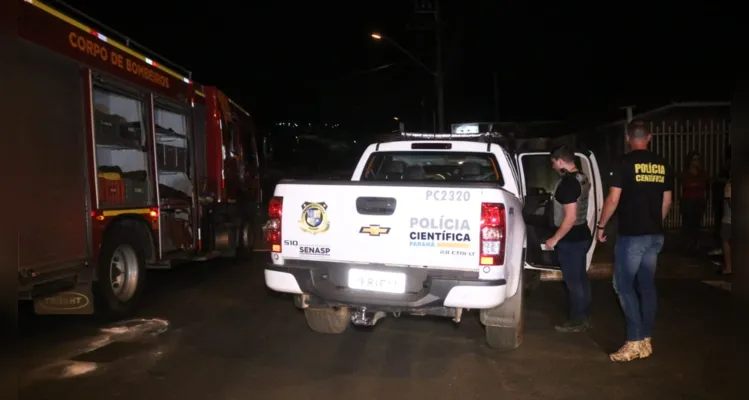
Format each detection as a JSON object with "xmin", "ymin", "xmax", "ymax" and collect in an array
[
  {"xmin": 597, "ymin": 120, "xmax": 674, "ymax": 362},
  {"xmin": 545, "ymin": 145, "xmax": 593, "ymax": 333}
]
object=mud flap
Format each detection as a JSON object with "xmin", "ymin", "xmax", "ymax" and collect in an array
[{"xmin": 34, "ymin": 282, "xmax": 95, "ymax": 315}]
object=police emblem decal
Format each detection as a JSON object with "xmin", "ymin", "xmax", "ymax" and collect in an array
[{"xmin": 299, "ymin": 202, "xmax": 330, "ymax": 234}]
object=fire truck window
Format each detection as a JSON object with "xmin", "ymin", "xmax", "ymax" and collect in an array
[
  {"xmin": 93, "ymin": 88, "xmax": 151, "ymax": 207},
  {"xmin": 242, "ymin": 124, "xmax": 257, "ymax": 167},
  {"xmin": 223, "ymin": 120, "xmax": 236, "ymax": 160},
  {"xmin": 155, "ymin": 107, "xmax": 192, "ymax": 203}
]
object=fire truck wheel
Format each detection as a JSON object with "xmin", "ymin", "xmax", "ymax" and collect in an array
[
  {"xmin": 94, "ymin": 226, "xmax": 147, "ymax": 317},
  {"xmin": 234, "ymin": 209, "xmax": 258, "ymax": 260},
  {"xmin": 237, "ymin": 220, "xmax": 254, "ymax": 256}
]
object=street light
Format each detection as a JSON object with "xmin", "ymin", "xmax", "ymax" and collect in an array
[
  {"xmin": 369, "ymin": 28, "xmax": 445, "ymax": 133},
  {"xmin": 370, "ymin": 32, "xmax": 433, "ymax": 76}
]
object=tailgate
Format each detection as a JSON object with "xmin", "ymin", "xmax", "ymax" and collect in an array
[{"xmin": 276, "ymin": 182, "xmax": 486, "ymax": 270}]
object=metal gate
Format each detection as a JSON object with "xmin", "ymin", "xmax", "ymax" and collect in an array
[{"xmin": 648, "ymin": 119, "xmax": 731, "ymax": 229}]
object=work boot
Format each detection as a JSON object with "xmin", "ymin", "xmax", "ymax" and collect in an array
[
  {"xmin": 554, "ymin": 318, "xmax": 590, "ymax": 333},
  {"xmin": 641, "ymin": 338, "xmax": 653, "ymax": 357},
  {"xmin": 610, "ymin": 340, "xmax": 648, "ymax": 362}
]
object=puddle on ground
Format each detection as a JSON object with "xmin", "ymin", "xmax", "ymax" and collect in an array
[
  {"xmin": 23, "ymin": 360, "xmax": 100, "ymax": 382},
  {"xmin": 61, "ymin": 361, "xmax": 98, "ymax": 377},
  {"xmin": 21, "ymin": 318, "xmax": 171, "ymax": 385},
  {"xmin": 71, "ymin": 340, "xmax": 159, "ymax": 363},
  {"xmin": 100, "ymin": 318, "xmax": 169, "ymax": 337}
]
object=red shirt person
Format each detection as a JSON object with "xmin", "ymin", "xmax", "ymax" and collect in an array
[{"xmin": 679, "ymin": 151, "xmax": 709, "ymax": 252}]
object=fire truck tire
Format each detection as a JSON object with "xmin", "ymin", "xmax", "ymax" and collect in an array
[
  {"xmin": 236, "ymin": 218, "xmax": 254, "ymax": 259},
  {"xmin": 304, "ymin": 306, "xmax": 350, "ymax": 334},
  {"xmin": 93, "ymin": 225, "xmax": 147, "ymax": 318}
]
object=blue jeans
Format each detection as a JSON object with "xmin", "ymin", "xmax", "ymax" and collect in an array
[
  {"xmin": 556, "ymin": 239, "xmax": 592, "ymax": 323},
  {"xmin": 613, "ymin": 234, "xmax": 665, "ymax": 341}
]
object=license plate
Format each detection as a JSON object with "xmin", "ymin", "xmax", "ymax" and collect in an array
[{"xmin": 347, "ymin": 268, "xmax": 406, "ymax": 294}]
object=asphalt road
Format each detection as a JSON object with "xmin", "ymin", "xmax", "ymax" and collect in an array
[{"xmin": 18, "ymin": 254, "xmax": 735, "ymax": 400}]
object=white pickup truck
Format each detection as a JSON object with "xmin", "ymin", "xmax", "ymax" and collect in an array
[{"xmin": 264, "ymin": 138, "xmax": 602, "ymax": 350}]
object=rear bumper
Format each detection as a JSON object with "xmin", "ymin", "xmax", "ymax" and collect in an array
[{"xmin": 265, "ymin": 260, "xmax": 507, "ymax": 310}]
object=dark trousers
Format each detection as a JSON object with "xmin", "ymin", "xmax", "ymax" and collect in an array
[
  {"xmin": 680, "ymin": 197, "xmax": 705, "ymax": 249},
  {"xmin": 556, "ymin": 239, "xmax": 592, "ymax": 323}
]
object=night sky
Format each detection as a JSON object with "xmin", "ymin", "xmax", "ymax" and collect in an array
[{"xmin": 60, "ymin": 0, "xmax": 737, "ymax": 132}]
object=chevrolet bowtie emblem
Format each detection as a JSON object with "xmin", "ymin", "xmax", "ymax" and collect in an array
[{"xmin": 359, "ymin": 225, "xmax": 391, "ymax": 236}]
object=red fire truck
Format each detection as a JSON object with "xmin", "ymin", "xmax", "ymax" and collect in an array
[{"xmin": 9, "ymin": 0, "xmax": 262, "ymax": 316}]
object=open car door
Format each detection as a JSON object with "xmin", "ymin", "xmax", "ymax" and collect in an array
[{"xmin": 516, "ymin": 151, "xmax": 603, "ymax": 271}]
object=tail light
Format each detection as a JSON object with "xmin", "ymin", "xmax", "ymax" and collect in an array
[
  {"xmin": 265, "ymin": 196, "xmax": 283, "ymax": 252},
  {"xmin": 480, "ymin": 202, "xmax": 506, "ymax": 266}
]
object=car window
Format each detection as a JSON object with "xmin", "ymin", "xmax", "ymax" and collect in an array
[{"xmin": 361, "ymin": 151, "xmax": 504, "ymax": 185}]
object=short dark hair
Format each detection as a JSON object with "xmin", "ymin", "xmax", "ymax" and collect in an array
[
  {"xmin": 685, "ymin": 150, "xmax": 701, "ymax": 168},
  {"xmin": 627, "ymin": 120, "xmax": 650, "ymax": 139},
  {"xmin": 550, "ymin": 144, "xmax": 575, "ymax": 163}
]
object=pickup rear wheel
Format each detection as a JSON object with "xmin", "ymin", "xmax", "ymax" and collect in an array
[
  {"xmin": 482, "ymin": 273, "xmax": 524, "ymax": 351},
  {"xmin": 485, "ymin": 310, "xmax": 524, "ymax": 351},
  {"xmin": 304, "ymin": 306, "xmax": 350, "ymax": 334}
]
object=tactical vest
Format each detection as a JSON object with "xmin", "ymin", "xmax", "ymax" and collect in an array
[{"xmin": 552, "ymin": 171, "xmax": 590, "ymax": 227}]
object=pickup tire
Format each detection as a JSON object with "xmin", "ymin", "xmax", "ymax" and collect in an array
[
  {"xmin": 482, "ymin": 273, "xmax": 524, "ymax": 351},
  {"xmin": 304, "ymin": 306, "xmax": 350, "ymax": 334}
]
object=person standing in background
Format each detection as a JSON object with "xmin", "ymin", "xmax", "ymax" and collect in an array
[
  {"xmin": 597, "ymin": 120, "xmax": 674, "ymax": 362},
  {"xmin": 710, "ymin": 147, "xmax": 730, "ymax": 255},
  {"xmin": 720, "ymin": 178, "xmax": 731, "ymax": 276},
  {"xmin": 679, "ymin": 151, "xmax": 709, "ymax": 253}
]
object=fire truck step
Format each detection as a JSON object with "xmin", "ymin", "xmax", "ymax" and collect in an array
[
  {"xmin": 191, "ymin": 250, "xmax": 221, "ymax": 261},
  {"xmin": 18, "ymin": 261, "xmax": 90, "ymax": 298},
  {"xmin": 28, "ymin": 278, "xmax": 76, "ymax": 300},
  {"xmin": 147, "ymin": 250, "xmax": 192, "ymax": 269},
  {"xmin": 146, "ymin": 250, "xmax": 221, "ymax": 269}
]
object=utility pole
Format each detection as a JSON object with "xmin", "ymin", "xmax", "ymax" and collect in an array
[
  {"xmin": 620, "ymin": 105, "xmax": 636, "ymax": 153},
  {"xmin": 434, "ymin": 0, "xmax": 445, "ymax": 133},
  {"xmin": 493, "ymin": 71, "xmax": 500, "ymax": 123},
  {"xmin": 380, "ymin": 0, "xmax": 445, "ymax": 132},
  {"xmin": 621, "ymin": 105, "xmax": 635, "ymax": 123},
  {"xmin": 421, "ymin": 96, "xmax": 427, "ymax": 131}
]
